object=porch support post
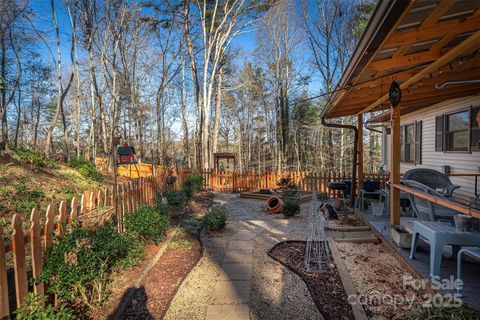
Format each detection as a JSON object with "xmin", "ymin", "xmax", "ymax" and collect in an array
[
  {"xmin": 390, "ymin": 102, "xmax": 401, "ymax": 225},
  {"xmin": 357, "ymin": 114, "xmax": 364, "ymax": 193}
]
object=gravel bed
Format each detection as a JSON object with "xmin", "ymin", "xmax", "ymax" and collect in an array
[
  {"xmin": 250, "ymin": 233, "xmax": 323, "ymax": 320},
  {"xmin": 163, "ymin": 220, "xmax": 233, "ymax": 320},
  {"xmin": 336, "ymin": 242, "xmax": 430, "ymax": 320}
]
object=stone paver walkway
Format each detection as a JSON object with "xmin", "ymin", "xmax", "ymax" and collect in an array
[
  {"xmin": 165, "ymin": 193, "xmax": 322, "ymax": 320},
  {"xmin": 205, "ymin": 206, "xmax": 258, "ymax": 319},
  {"xmin": 205, "ymin": 194, "xmax": 306, "ymax": 320}
]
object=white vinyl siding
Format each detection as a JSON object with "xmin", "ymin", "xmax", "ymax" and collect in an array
[{"xmin": 382, "ymin": 95, "xmax": 480, "ymax": 198}]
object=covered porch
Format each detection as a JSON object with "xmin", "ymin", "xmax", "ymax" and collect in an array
[{"xmin": 321, "ymin": 0, "xmax": 480, "ymax": 310}]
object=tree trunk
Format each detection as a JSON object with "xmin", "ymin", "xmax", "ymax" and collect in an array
[
  {"xmin": 180, "ymin": 55, "xmax": 190, "ymax": 167},
  {"xmin": 212, "ymin": 65, "xmax": 223, "ymax": 156},
  {"xmin": 1, "ymin": 30, "xmax": 7, "ymax": 146}
]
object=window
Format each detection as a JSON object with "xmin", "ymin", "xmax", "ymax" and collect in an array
[
  {"xmin": 445, "ymin": 110, "xmax": 469, "ymax": 151},
  {"xmin": 435, "ymin": 106, "xmax": 480, "ymax": 152},
  {"xmin": 400, "ymin": 122, "xmax": 421, "ymax": 164}
]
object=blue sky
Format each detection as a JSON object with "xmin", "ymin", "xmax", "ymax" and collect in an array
[{"xmin": 28, "ymin": 0, "xmax": 321, "ymax": 99}]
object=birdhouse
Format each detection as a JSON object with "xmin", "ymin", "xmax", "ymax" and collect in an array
[{"xmin": 117, "ymin": 143, "xmax": 136, "ymax": 164}]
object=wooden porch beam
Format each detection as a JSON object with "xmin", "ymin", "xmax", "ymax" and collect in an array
[
  {"xmin": 384, "ymin": 14, "xmax": 480, "ymax": 47},
  {"xmin": 364, "ymin": 50, "xmax": 441, "ymax": 73},
  {"xmin": 421, "ymin": 1, "xmax": 457, "ymax": 27},
  {"xmin": 390, "ymin": 101, "xmax": 401, "ymax": 226},
  {"xmin": 337, "ymin": 89, "xmax": 480, "ymax": 116},
  {"xmin": 328, "ymin": 1, "xmax": 416, "ymax": 112},
  {"xmin": 359, "ymin": 29, "xmax": 480, "ymax": 115},
  {"xmin": 357, "ymin": 114, "xmax": 364, "ymax": 194},
  {"xmin": 343, "ymin": 74, "xmax": 480, "ymax": 105},
  {"xmin": 352, "ymin": 56, "xmax": 480, "ymax": 91}
]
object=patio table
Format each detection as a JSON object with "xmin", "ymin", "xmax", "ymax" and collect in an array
[{"xmin": 410, "ymin": 221, "xmax": 480, "ymax": 277}]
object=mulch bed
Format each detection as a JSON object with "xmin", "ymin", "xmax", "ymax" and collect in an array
[
  {"xmin": 269, "ymin": 241, "xmax": 355, "ymax": 320},
  {"xmin": 120, "ymin": 233, "xmax": 202, "ymax": 319},
  {"xmin": 103, "ymin": 191, "xmax": 212, "ymax": 319}
]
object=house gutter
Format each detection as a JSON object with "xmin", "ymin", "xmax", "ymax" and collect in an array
[{"xmin": 320, "ymin": 117, "xmax": 358, "ymax": 205}]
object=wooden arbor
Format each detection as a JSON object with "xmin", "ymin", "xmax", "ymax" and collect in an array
[
  {"xmin": 213, "ymin": 152, "xmax": 237, "ymax": 192},
  {"xmin": 213, "ymin": 152, "xmax": 237, "ymax": 172},
  {"xmin": 320, "ymin": 0, "xmax": 480, "ymax": 224}
]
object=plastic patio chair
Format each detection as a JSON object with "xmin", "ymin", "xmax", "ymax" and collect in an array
[
  {"xmin": 457, "ymin": 247, "xmax": 480, "ymax": 294},
  {"xmin": 403, "ymin": 168, "xmax": 460, "ymax": 198},
  {"xmin": 403, "ymin": 180, "xmax": 459, "ymax": 221}
]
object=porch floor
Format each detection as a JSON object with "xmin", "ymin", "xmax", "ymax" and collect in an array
[{"xmin": 359, "ymin": 209, "xmax": 480, "ymax": 310}]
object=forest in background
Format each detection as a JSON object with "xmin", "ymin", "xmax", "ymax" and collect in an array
[{"xmin": 0, "ymin": 0, "xmax": 381, "ymax": 173}]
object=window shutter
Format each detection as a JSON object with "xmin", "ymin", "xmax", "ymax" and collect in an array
[
  {"xmin": 415, "ymin": 121, "xmax": 422, "ymax": 164},
  {"xmin": 435, "ymin": 116, "xmax": 443, "ymax": 151},
  {"xmin": 471, "ymin": 107, "xmax": 480, "ymax": 151}
]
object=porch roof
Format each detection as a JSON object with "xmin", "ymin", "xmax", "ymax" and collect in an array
[{"xmin": 321, "ymin": 0, "xmax": 480, "ymax": 119}]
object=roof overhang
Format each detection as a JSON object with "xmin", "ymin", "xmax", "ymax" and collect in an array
[{"xmin": 322, "ymin": 0, "xmax": 480, "ymax": 119}]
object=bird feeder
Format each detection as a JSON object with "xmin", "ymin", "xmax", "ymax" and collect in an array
[{"xmin": 117, "ymin": 143, "xmax": 137, "ymax": 164}]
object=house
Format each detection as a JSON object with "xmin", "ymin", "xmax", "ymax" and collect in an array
[
  {"xmin": 117, "ymin": 144, "xmax": 136, "ymax": 164},
  {"xmin": 320, "ymin": 0, "xmax": 480, "ymax": 225},
  {"xmin": 374, "ymin": 95, "xmax": 480, "ymax": 199},
  {"xmin": 320, "ymin": 0, "xmax": 480, "ymax": 307}
]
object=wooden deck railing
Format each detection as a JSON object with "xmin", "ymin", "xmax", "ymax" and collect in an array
[
  {"xmin": 392, "ymin": 172, "xmax": 480, "ymax": 220},
  {"xmin": 0, "ymin": 177, "xmax": 161, "ymax": 319}
]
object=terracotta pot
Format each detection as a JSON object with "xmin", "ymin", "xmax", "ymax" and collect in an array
[{"xmin": 267, "ymin": 196, "xmax": 284, "ymax": 214}]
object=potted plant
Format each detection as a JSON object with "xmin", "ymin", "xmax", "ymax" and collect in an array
[{"xmin": 391, "ymin": 225, "xmax": 412, "ymax": 249}]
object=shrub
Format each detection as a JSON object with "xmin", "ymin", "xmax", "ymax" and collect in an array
[
  {"xmin": 276, "ymin": 175, "xmax": 297, "ymax": 193},
  {"xmin": 184, "ymin": 174, "xmax": 203, "ymax": 192},
  {"xmin": 15, "ymin": 293, "xmax": 76, "ymax": 320},
  {"xmin": 183, "ymin": 174, "xmax": 203, "ymax": 199},
  {"xmin": 206, "ymin": 205, "xmax": 228, "ymax": 231},
  {"xmin": 164, "ymin": 188, "xmax": 187, "ymax": 210},
  {"xmin": 282, "ymin": 200, "xmax": 300, "ymax": 217},
  {"xmin": 125, "ymin": 205, "xmax": 170, "ymax": 243},
  {"xmin": 69, "ymin": 157, "xmax": 103, "ymax": 182},
  {"xmin": 11, "ymin": 146, "xmax": 57, "ymax": 169},
  {"xmin": 394, "ymin": 302, "xmax": 480, "ymax": 320},
  {"xmin": 39, "ymin": 223, "xmax": 144, "ymax": 306}
]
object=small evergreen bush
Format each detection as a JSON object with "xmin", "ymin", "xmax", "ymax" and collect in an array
[
  {"xmin": 206, "ymin": 205, "xmax": 228, "ymax": 231},
  {"xmin": 11, "ymin": 146, "xmax": 57, "ymax": 169},
  {"xmin": 125, "ymin": 205, "xmax": 170, "ymax": 243},
  {"xmin": 183, "ymin": 173, "xmax": 203, "ymax": 199},
  {"xmin": 282, "ymin": 200, "xmax": 300, "ymax": 217},
  {"xmin": 15, "ymin": 293, "xmax": 76, "ymax": 320},
  {"xmin": 69, "ymin": 157, "xmax": 103, "ymax": 182},
  {"xmin": 184, "ymin": 174, "xmax": 203, "ymax": 192},
  {"xmin": 164, "ymin": 188, "xmax": 187, "ymax": 210}
]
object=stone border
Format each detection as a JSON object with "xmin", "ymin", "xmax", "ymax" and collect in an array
[
  {"xmin": 329, "ymin": 239, "xmax": 368, "ymax": 320},
  {"xmin": 239, "ymin": 191, "xmax": 312, "ymax": 202}
]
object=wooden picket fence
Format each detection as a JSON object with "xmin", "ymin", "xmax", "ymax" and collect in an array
[
  {"xmin": 0, "ymin": 177, "xmax": 161, "ymax": 319},
  {"xmin": 97, "ymin": 160, "xmax": 390, "ymax": 197},
  {"xmin": 200, "ymin": 170, "xmax": 389, "ymax": 196}
]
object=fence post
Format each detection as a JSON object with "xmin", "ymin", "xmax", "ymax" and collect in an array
[
  {"xmin": 12, "ymin": 213, "xmax": 28, "ymax": 308},
  {"xmin": 30, "ymin": 208, "xmax": 45, "ymax": 296},
  {"xmin": 44, "ymin": 204, "xmax": 55, "ymax": 248},
  {"xmin": 58, "ymin": 201, "xmax": 67, "ymax": 236}
]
